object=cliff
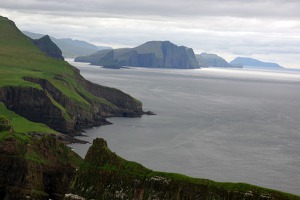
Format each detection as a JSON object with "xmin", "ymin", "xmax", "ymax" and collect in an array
[
  {"xmin": 196, "ymin": 53, "xmax": 233, "ymax": 68},
  {"xmin": 0, "ymin": 16, "xmax": 143, "ymax": 134},
  {"xmin": 32, "ymin": 35, "xmax": 65, "ymax": 60},
  {"xmin": 0, "ymin": 134, "xmax": 82, "ymax": 199},
  {"xmin": 66, "ymin": 138, "xmax": 299, "ymax": 200},
  {"xmin": 23, "ymin": 31, "xmax": 112, "ymax": 58},
  {"xmin": 75, "ymin": 41, "xmax": 200, "ymax": 69}
]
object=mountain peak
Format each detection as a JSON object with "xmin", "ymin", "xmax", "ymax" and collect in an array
[{"xmin": 32, "ymin": 34, "xmax": 64, "ymax": 60}]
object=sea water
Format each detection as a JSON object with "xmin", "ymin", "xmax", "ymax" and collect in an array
[{"xmin": 67, "ymin": 60, "xmax": 300, "ymax": 195}]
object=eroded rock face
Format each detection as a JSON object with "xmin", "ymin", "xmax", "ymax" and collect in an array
[
  {"xmin": 75, "ymin": 41, "xmax": 200, "ymax": 69},
  {"xmin": 66, "ymin": 138, "xmax": 298, "ymax": 200},
  {"xmin": 0, "ymin": 136, "xmax": 81, "ymax": 200},
  {"xmin": 0, "ymin": 136, "xmax": 298, "ymax": 200},
  {"xmin": 0, "ymin": 85, "xmax": 70, "ymax": 133},
  {"xmin": 32, "ymin": 35, "xmax": 64, "ymax": 60},
  {"xmin": 0, "ymin": 74, "xmax": 143, "ymax": 134},
  {"xmin": 0, "ymin": 116, "xmax": 12, "ymax": 132}
]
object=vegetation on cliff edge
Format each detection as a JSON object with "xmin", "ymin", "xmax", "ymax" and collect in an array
[{"xmin": 0, "ymin": 16, "xmax": 143, "ymax": 134}]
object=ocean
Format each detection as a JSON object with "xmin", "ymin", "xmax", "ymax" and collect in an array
[{"xmin": 67, "ymin": 60, "xmax": 300, "ymax": 195}]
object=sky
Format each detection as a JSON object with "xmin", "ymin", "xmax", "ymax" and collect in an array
[{"xmin": 1, "ymin": 0, "xmax": 300, "ymax": 68}]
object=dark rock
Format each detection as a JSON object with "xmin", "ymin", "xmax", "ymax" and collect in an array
[
  {"xmin": 0, "ymin": 116, "xmax": 12, "ymax": 132},
  {"xmin": 0, "ymin": 135, "xmax": 82, "ymax": 200},
  {"xmin": 75, "ymin": 41, "xmax": 200, "ymax": 69},
  {"xmin": 144, "ymin": 111, "xmax": 156, "ymax": 115},
  {"xmin": 32, "ymin": 35, "xmax": 64, "ymax": 60},
  {"xmin": 0, "ymin": 72, "xmax": 143, "ymax": 134},
  {"xmin": 66, "ymin": 138, "xmax": 299, "ymax": 200}
]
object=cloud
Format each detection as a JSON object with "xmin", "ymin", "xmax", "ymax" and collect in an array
[
  {"xmin": 1, "ymin": 0, "xmax": 300, "ymax": 19},
  {"xmin": 0, "ymin": 0, "xmax": 300, "ymax": 68}
]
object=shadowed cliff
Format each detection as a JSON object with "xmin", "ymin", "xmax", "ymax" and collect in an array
[
  {"xmin": 66, "ymin": 138, "xmax": 300, "ymax": 200},
  {"xmin": 75, "ymin": 41, "xmax": 200, "ymax": 69}
]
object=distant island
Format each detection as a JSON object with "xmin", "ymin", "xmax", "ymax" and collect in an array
[
  {"xmin": 196, "ymin": 53, "xmax": 238, "ymax": 68},
  {"xmin": 75, "ymin": 41, "xmax": 200, "ymax": 69},
  {"xmin": 230, "ymin": 57, "xmax": 284, "ymax": 69},
  {"xmin": 23, "ymin": 31, "xmax": 111, "ymax": 58}
]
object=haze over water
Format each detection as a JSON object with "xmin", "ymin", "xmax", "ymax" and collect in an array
[{"xmin": 68, "ymin": 60, "xmax": 300, "ymax": 195}]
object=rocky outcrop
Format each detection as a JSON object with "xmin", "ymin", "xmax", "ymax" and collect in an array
[
  {"xmin": 75, "ymin": 41, "xmax": 200, "ymax": 69},
  {"xmin": 0, "ymin": 74, "xmax": 143, "ymax": 134},
  {"xmin": 196, "ymin": 53, "xmax": 233, "ymax": 68},
  {"xmin": 66, "ymin": 138, "xmax": 299, "ymax": 200},
  {"xmin": 0, "ymin": 135, "xmax": 82, "ymax": 200},
  {"xmin": 32, "ymin": 35, "xmax": 64, "ymax": 60},
  {"xmin": 0, "ymin": 116, "xmax": 12, "ymax": 132},
  {"xmin": 0, "ymin": 136, "xmax": 299, "ymax": 200}
]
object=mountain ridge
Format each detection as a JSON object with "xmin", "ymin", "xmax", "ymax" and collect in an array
[
  {"xmin": 75, "ymin": 40, "xmax": 200, "ymax": 69},
  {"xmin": 23, "ymin": 31, "xmax": 112, "ymax": 58}
]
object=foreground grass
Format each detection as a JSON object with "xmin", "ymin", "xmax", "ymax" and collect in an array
[{"xmin": 0, "ymin": 103, "xmax": 56, "ymax": 137}]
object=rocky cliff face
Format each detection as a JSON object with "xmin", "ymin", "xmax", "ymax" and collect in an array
[
  {"xmin": 0, "ymin": 136, "xmax": 299, "ymax": 200},
  {"xmin": 196, "ymin": 53, "xmax": 233, "ymax": 68},
  {"xmin": 0, "ymin": 73, "xmax": 143, "ymax": 134},
  {"xmin": 66, "ymin": 138, "xmax": 298, "ymax": 200},
  {"xmin": 32, "ymin": 35, "xmax": 64, "ymax": 60},
  {"xmin": 75, "ymin": 41, "xmax": 200, "ymax": 69},
  {"xmin": 0, "ymin": 135, "xmax": 82, "ymax": 200}
]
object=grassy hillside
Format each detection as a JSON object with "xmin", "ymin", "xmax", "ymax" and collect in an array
[
  {"xmin": 68, "ymin": 138, "xmax": 300, "ymax": 200},
  {"xmin": 0, "ymin": 16, "xmax": 142, "ymax": 134}
]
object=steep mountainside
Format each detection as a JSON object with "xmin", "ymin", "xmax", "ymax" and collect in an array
[
  {"xmin": 0, "ymin": 135, "xmax": 82, "ymax": 199},
  {"xmin": 32, "ymin": 35, "xmax": 64, "ymax": 60},
  {"xmin": 23, "ymin": 31, "xmax": 111, "ymax": 58},
  {"xmin": 0, "ymin": 16, "xmax": 143, "ymax": 134},
  {"xmin": 230, "ymin": 57, "xmax": 284, "ymax": 69},
  {"xmin": 75, "ymin": 41, "xmax": 200, "ymax": 69},
  {"xmin": 196, "ymin": 53, "xmax": 233, "ymax": 68},
  {"xmin": 66, "ymin": 138, "xmax": 299, "ymax": 200}
]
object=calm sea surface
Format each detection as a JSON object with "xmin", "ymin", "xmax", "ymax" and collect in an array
[{"xmin": 68, "ymin": 60, "xmax": 300, "ymax": 195}]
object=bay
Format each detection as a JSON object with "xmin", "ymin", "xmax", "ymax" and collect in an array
[{"xmin": 68, "ymin": 59, "xmax": 300, "ymax": 195}]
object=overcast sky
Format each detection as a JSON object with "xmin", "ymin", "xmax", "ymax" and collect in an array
[{"xmin": 1, "ymin": 0, "xmax": 300, "ymax": 68}]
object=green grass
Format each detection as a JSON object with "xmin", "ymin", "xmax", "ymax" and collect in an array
[
  {"xmin": 24, "ymin": 151, "xmax": 48, "ymax": 164},
  {"xmin": 0, "ymin": 16, "xmax": 123, "ymax": 135},
  {"xmin": 46, "ymin": 91, "xmax": 71, "ymax": 120},
  {"xmin": 81, "ymin": 139, "xmax": 300, "ymax": 199},
  {"xmin": 0, "ymin": 103, "xmax": 56, "ymax": 135},
  {"xmin": 0, "ymin": 16, "xmax": 102, "ymax": 107}
]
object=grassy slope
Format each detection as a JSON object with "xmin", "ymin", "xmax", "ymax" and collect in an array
[
  {"xmin": 73, "ymin": 139, "xmax": 300, "ymax": 199},
  {"xmin": 0, "ymin": 16, "xmax": 118, "ymax": 134},
  {"xmin": 0, "ymin": 16, "xmax": 114, "ymax": 107},
  {"xmin": 0, "ymin": 103, "xmax": 55, "ymax": 134}
]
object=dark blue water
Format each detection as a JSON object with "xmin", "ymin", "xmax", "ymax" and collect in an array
[{"xmin": 68, "ymin": 60, "xmax": 300, "ymax": 195}]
